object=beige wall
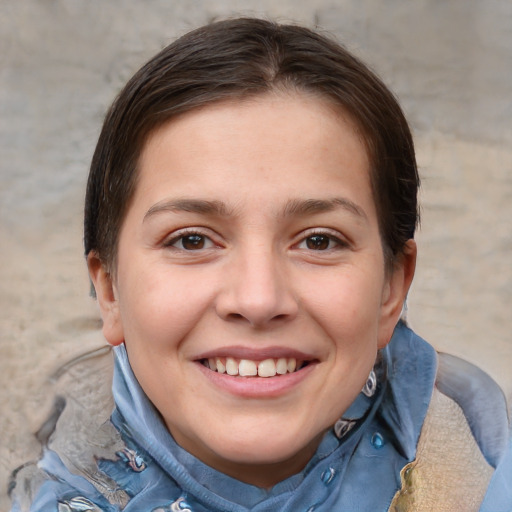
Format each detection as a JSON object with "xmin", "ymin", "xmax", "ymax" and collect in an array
[{"xmin": 1, "ymin": 1, "xmax": 511, "ymax": 508}]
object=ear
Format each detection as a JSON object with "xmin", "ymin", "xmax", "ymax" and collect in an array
[
  {"xmin": 377, "ymin": 240, "xmax": 417, "ymax": 349},
  {"xmin": 87, "ymin": 252, "xmax": 125, "ymax": 346}
]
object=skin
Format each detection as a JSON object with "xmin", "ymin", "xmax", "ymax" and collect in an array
[{"xmin": 89, "ymin": 92, "xmax": 416, "ymax": 487}]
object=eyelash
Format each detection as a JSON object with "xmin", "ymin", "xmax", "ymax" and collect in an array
[
  {"xmin": 295, "ymin": 229, "xmax": 349, "ymax": 252},
  {"xmin": 163, "ymin": 229, "xmax": 217, "ymax": 251},
  {"xmin": 162, "ymin": 228, "xmax": 349, "ymax": 253}
]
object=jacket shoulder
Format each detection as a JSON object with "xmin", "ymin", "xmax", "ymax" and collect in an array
[{"xmin": 436, "ymin": 352, "xmax": 510, "ymax": 467}]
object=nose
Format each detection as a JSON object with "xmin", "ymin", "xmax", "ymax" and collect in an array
[{"xmin": 215, "ymin": 245, "xmax": 299, "ymax": 328}]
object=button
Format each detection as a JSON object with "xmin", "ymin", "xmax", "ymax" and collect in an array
[
  {"xmin": 178, "ymin": 499, "xmax": 192, "ymax": 511},
  {"xmin": 168, "ymin": 497, "xmax": 192, "ymax": 512},
  {"xmin": 321, "ymin": 467, "xmax": 336, "ymax": 485},
  {"xmin": 370, "ymin": 432, "xmax": 385, "ymax": 449}
]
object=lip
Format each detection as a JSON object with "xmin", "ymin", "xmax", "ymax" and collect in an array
[
  {"xmin": 194, "ymin": 358, "xmax": 318, "ymax": 398},
  {"xmin": 195, "ymin": 345, "xmax": 316, "ymax": 361}
]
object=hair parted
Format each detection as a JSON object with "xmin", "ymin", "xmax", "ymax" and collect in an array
[{"xmin": 84, "ymin": 17, "xmax": 419, "ymax": 270}]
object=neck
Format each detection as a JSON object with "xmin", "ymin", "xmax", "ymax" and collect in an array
[{"xmin": 174, "ymin": 429, "xmax": 326, "ymax": 488}]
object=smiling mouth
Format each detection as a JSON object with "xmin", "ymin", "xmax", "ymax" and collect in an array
[{"xmin": 200, "ymin": 357, "xmax": 311, "ymax": 378}]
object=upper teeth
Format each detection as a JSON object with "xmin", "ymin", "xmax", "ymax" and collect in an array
[{"xmin": 206, "ymin": 357, "xmax": 299, "ymax": 377}]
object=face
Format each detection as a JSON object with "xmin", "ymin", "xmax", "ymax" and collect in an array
[{"xmin": 89, "ymin": 93, "xmax": 415, "ymax": 487}]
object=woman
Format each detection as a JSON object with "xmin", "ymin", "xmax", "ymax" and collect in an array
[{"xmin": 11, "ymin": 18, "xmax": 511, "ymax": 512}]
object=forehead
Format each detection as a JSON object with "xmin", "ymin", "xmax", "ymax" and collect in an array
[{"xmin": 132, "ymin": 93, "xmax": 375, "ymax": 219}]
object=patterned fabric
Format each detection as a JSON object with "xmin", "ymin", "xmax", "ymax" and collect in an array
[{"xmin": 9, "ymin": 323, "xmax": 512, "ymax": 511}]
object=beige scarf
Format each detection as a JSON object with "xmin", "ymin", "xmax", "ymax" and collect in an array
[{"xmin": 389, "ymin": 387, "xmax": 494, "ymax": 511}]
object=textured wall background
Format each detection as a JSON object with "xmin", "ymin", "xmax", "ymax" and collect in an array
[{"xmin": 1, "ymin": 1, "xmax": 511, "ymax": 508}]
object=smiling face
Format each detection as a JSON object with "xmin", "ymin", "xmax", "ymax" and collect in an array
[{"xmin": 89, "ymin": 92, "xmax": 415, "ymax": 487}]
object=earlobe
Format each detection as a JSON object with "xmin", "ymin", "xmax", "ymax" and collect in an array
[
  {"xmin": 377, "ymin": 240, "xmax": 417, "ymax": 349},
  {"xmin": 87, "ymin": 253, "xmax": 125, "ymax": 346}
]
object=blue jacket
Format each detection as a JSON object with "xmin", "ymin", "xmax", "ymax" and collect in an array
[{"xmin": 10, "ymin": 323, "xmax": 512, "ymax": 511}]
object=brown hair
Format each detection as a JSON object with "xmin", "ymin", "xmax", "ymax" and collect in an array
[{"xmin": 84, "ymin": 17, "xmax": 419, "ymax": 270}]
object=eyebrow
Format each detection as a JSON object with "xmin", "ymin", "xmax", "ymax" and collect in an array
[
  {"xmin": 144, "ymin": 196, "xmax": 367, "ymax": 221},
  {"xmin": 282, "ymin": 197, "xmax": 368, "ymax": 220},
  {"xmin": 144, "ymin": 199, "xmax": 232, "ymax": 221}
]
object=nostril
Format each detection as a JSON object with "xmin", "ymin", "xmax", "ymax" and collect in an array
[
  {"xmin": 215, "ymin": 280, "xmax": 299, "ymax": 326},
  {"xmin": 225, "ymin": 312, "xmax": 291, "ymax": 325},
  {"xmin": 227, "ymin": 313, "xmax": 245, "ymax": 321}
]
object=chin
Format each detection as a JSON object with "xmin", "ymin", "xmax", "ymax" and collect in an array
[{"xmin": 211, "ymin": 427, "xmax": 323, "ymax": 467}]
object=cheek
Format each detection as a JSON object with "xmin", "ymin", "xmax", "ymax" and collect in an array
[
  {"xmin": 116, "ymin": 263, "xmax": 217, "ymax": 350},
  {"xmin": 300, "ymin": 266, "xmax": 384, "ymax": 332}
]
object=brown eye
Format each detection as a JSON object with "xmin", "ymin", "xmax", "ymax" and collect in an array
[
  {"xmin": 181, "ymin": 234, "xmax": 205, "ymax": 250},
  {"xmin": 305, "ymin": 235, "xmax": 331, "ymax": 250},
  {"xmin": 168, "ymin": 233, "xmax": 214, "ymax": 250},
  {"xmin": 180, "ymin": 235, "xmax": 205, "ymax": 251}
]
